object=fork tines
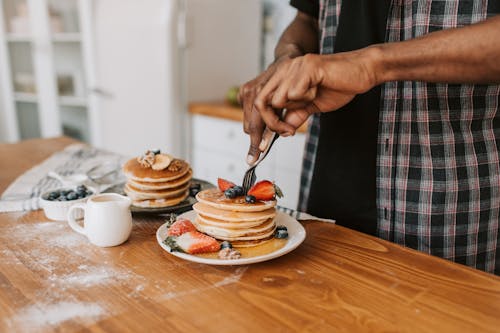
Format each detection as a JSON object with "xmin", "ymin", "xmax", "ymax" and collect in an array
[{"xmin": 242, "ymin": 168, "xmax": 256, "ymax": 193}]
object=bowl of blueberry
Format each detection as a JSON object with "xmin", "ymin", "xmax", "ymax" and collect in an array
[{"xmin": 40, "ymin": 185, "xmax": 95, "ymax": 221}]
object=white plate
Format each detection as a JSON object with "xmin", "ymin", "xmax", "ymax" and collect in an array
[{"xmin": 156, "ymin": 210, "xmax": 306, "ymax": 265}]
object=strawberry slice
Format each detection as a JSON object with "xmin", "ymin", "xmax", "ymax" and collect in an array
[
  {"xmin": 248, "ymin": 180, "xmax": 284, "ymax": 201},
  {"xmin": 217, "ymin": 178, "xmax": 236, "ymax": 192},
  {"xmin": 167, "ymin": 218, "xmax": 196, "ymax": 236},
  {"xmin": 171, "ymin": 231, "xmax": 220, "ymax": 254}
]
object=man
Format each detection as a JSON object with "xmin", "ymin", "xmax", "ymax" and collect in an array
[{"xmin": 239, "ymin": 0, "xmax": 500, "ymax": 274}]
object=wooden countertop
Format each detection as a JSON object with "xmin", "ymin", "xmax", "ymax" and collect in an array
[
  {"xmin": 1, "ymin": 138, "xmax": 500, "ymax": 332},
  {"xmin": 189, "ymin": 101, "xmax": 308, "ymax": 134}
]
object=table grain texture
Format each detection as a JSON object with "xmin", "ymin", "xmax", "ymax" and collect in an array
[{"xmin": 0, "ymin": 137, "xmax": 499, "ymax": 332}]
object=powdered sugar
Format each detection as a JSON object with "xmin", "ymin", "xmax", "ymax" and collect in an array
[
  {"xmin": 8, "ymin": 301, "xmax": 104, "ymax": 330},
  {"xmin": 2, "ymin": 219, "xmax": 250, "ymax": 331}
]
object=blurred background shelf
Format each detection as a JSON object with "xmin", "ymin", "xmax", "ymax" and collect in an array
[
  {"xmin": 0, "ymin": 0, "xmax": 91, "ymax": 143},
  {"xmin": 5, "ymin": 33, "xmax": 30, "ymax": 42},
  {"xmin": 52, "ymin": 32, "xmax": 80, "ymax": 43},
  {"xmin": 14, "ymin": 91, "xmax": 36, "ymax": 103},
  {"xmin": 58, "ymin": 95, "xmax": 86, "ymax": 107}
]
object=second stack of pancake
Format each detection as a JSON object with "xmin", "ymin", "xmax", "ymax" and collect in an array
[
  {"xmin": 123, "ymin": 153, "xmax": 192, "ymax": 208},
  {"xmin": 193, "ymin": 188, "xmax": 277, "ymax": 247}
]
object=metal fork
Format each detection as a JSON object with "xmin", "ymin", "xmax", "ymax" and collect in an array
[{"xmin": 242, "ymin": 131, "xmax": 280, "ymax": 193}]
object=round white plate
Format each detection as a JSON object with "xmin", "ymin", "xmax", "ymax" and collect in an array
[{"xmin": 156, "ymin": 210, "xmax": 306, "ymax": 266}]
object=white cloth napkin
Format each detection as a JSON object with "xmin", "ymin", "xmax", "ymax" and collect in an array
[
  {"xmin": 277, "ymin": 206, "xmax": 336, "ymax": 224},
  {"xmin": 0, "ymin": 144, "xmax": 127, "ymax": 212}
]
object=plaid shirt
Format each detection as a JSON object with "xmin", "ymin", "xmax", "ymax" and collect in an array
[{"xmin": 297, "ymin": 0, "xmax": 500, "ymax": 274}]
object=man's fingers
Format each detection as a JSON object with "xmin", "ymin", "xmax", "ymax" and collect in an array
[
  {"xmin": 258, "ymin": 105, "xmax": 296, "ymax": 136},
  {"xmin": 241, "ymin": 84, "xmax": 257, "ymax": 134},
  {"xmin": 246, "ymin": 105, "xmax": 265, "ymax": 165},
  {"xmin": 283, "ymin": 107, "xmax": 315, "ymax": 129},
  {"xmin": 254, "ymin": 74, "xmax": 294, "ymax": 135},
  {"xmin": 259, "ymin": 128, "xmax": 275, "ymax": 151},
  {"xmin": 247, "ymin": 132, "xmax": 263, "ymax": 165}
]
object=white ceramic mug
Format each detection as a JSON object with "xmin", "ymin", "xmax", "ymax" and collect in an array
[{"xmin": 67, "ymin": 193, "xmax": 133, "ymax": 247}]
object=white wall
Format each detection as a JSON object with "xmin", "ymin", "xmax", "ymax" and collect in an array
[
  {"xmin": 262, "ymin": 0, "xmax": 296, "ymax": 68},
  {"xmin": 0, "ymin": 83, "xmax": 7, "ymax": 142},
  {"xmin": 185, "ymin": 0, "xmax": 262, "ymax": 101}
]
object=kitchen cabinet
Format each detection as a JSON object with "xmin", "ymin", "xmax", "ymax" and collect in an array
[
  {"xmin": 1, "ymin": 0, "xmax": 262, "ymax": 160},
  {"xmin": 190, "ymin": 112, "xmax": 306, "ymax": 210},
  {"xmin": 0, "ymin": 0, "xmax": 93, "ymax": 142}
]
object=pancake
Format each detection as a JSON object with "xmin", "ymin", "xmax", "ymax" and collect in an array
[
  {"xmin": 132, "ymin": 190, "xmax": 189, "ymax": 208},
  {"xmin": 193, "ymin": 217, "xmax": 275, "ymax": 238},
  {"xmin": 128, "ymin": 169, "xmax": 193, "ymax": 190},
  {"xmin": 197, "ymin": 213, "xmax": 269, "ymax": 228},
  {"xmin": 193, "ymin": 202, "xmax": 276, "ymax": 222},
  {"xmin": 196, "ymin": 188, "xmax": 276, "ymax": 212},
  {"xmin": 229, "ymin": 234, "xmax": 275, "ymax": 247},
  {"xmin": 124, "ymin": 182, "xmax": 190, "ymax": 201},
  {"xmin": 123, "ymin": 158, "xmax": 190, "ymax": 183}
]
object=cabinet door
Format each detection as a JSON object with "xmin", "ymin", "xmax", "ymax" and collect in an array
[{"xmin": 91, "ymin": 0, "xmax": 182, "ymax": 157}]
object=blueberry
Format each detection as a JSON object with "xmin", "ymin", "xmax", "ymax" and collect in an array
[
  {"xmin": 58, "ymin": 196, "xmax": 68, "ymax": 201},
  {"xmin": 220, "ymin": 241, "xmax": 233, "ymax": 249},
  {"xmin": 67, "ymin": 191, "xmax": 78, "ymax": 200},
  {"xmin": 60, "ymin": 190, "xmax": 69, "ymax": 196},
  {"xmin": 276, "ymin": 225, "xmax": 287, "ymax": 232},
  {"xmin": 189, "ymin": 183, "xmax": 201, "ymax": 197},
  {"xmin": 224, "ymin": 188, "xmax": 237, "ymax": 199},
  {"xmin": 151, "ymin": 149, "xmax": 161, "ymax": 155},
  {"xmin": 76, "ymin": 185, "xmax": 87, "ymax": 193},
  {"xmin": 48, "ymin": 191, "xmax": 59, "ymax": 200},
  {"xmin": 275, "ymin": 229, "xmax": 288, "ymax": 239},
  {"xmin": 245, "ymin": 195, "xmax": 256, "ymax": 204},
  {"xmin": 233, "ymin": 186, "xmax": 244, "ymax": 197}
]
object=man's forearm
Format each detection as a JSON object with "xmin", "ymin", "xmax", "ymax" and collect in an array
[
  {"xmin": 274, "ymin": 12, "xmax": 319, "ymax": 61},
  {"xmin": 371, "ymin": 15, "xmax": 500, "ymax": 85}
]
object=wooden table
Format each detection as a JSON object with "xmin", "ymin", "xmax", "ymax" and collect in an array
[{"xmin": 1, "ymin": 137, "xmax": 499, "ymax": 332}]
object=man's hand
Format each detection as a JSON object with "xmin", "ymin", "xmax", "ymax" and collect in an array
[
  {"xmin": 238, "ymin": 58, "xmax": 290, "ymax": 165},
  {"xmin": 253, "ymin": 49, "xmax": 379, "ymax": 136},
  {"xmin": 240, "ymin": 11, "xmax": 319, "ymax": 165}
]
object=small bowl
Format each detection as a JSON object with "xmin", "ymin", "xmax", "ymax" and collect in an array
[{"xmin": 39, "ymin": 186, "xmax": 95, "ymax": 221}]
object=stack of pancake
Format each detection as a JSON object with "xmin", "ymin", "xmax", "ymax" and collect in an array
[
  {"xmin": 193, "ymin": 188, "xmax": 277, "ymax": 247},
  {"xmin": 123, "ymin": 154, "xmax": 192, "ymax": 208}
]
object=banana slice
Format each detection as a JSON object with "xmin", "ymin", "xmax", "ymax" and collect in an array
[{"xmin": 152, "ymin": 154, "xmax": 173, "ymax": 170}]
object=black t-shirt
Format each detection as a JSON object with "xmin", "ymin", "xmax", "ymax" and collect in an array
[
  {"xmin": 290, "ymin": 0, "xmax": 389, "ymax": 235},
  {"xmin": 290, "ymin": 0, "xmax": 319, "ymax": 19}
]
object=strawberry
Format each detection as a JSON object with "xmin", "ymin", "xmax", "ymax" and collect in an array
[
  {"xmin": 247, "ymin": 180, "xmax": 284, "ymax": 201},
  {"xmin": 217, "ymin": 178, "xmax": 236, "ymax": 192},
  {"xmin": 167, "ymin": 218, "xmax": 196, "ymax": 236},
  {"xmin": 166, "ymin": 231, "xmax": 220, "ymax": 254}
]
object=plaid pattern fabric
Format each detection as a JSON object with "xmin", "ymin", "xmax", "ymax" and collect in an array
[
  {"xmin": 297, "ymin": 0, "xmax": 500, "ymax": 274},
  {"xmin": 378, "ymin": 1, "xmax": 500, "ymax": 274},
  {"xmin": 298, "ymin": 0, "xmax": 341, "ymax": 212}
]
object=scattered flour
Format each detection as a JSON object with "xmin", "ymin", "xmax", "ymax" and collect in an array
[
  {"xmin": 213, "ymin": 267, "xmax": 248, "ymax": 287},
  {"xmin": 49, "ymin": 266, "xmax": 119, "ymax": 287},
  {"xmin": 7, "ymin": 301, "xmax": 104, "ymax": 329}
]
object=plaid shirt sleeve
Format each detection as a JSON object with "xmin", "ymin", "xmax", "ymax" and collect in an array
[
  {"xmin": 300, "ymin": 0, "xmax": 500, "ymax": 274},
  {"xmin": 378, "ymin": 0, "xmax": 500, "ymax": 274}
]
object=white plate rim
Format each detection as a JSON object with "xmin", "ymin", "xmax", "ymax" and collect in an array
[{"xmin": 155, "ymin": 210, "xmax": 306, "ymax": 265}]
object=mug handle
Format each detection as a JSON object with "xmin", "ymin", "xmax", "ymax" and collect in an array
[{"xmin": 67, "ymin": 203, "xmax": 86, "ymax": 235}]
